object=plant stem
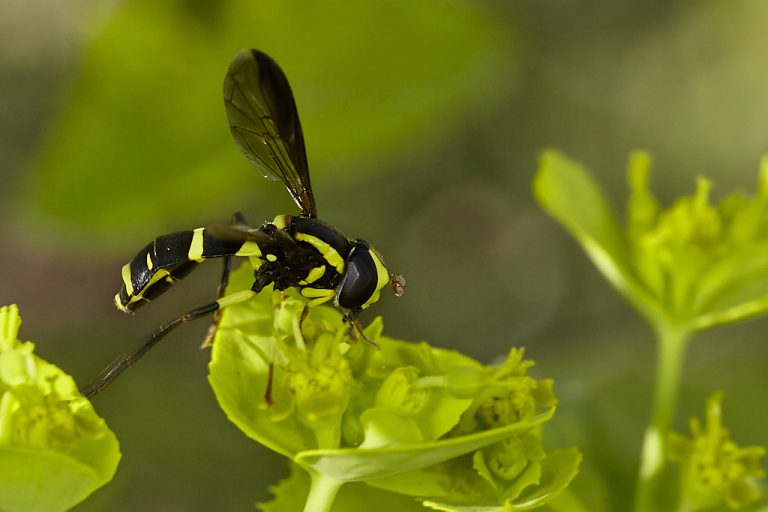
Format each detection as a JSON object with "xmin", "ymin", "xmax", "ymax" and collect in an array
[
  {"xmin": 633, "ymin": 322, "xmax": 691, "ymax": 512},
  {"xmin": 303, "ymin": 470, "xmax": 343, "ymax": 512}
]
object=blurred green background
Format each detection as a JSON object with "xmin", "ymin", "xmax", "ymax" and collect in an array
[{"xmin": 2, "ymin": 0, "xmax": 767, "ymax": 510}]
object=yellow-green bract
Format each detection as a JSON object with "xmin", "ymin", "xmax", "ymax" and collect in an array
[
  {"xmin": 668, "ymin": 393, "xmax": 765, "ymax": 510},
  {"xmin": 208, "ymin": 264, "xmax": 581, "ymax": 511},
  {"xmin": 0, "ymin": 305, "xmax": 121, "ymax": 512},
  {"xmin": 534, "ymin": 151, "xmax": 768, "ymax": 332}
]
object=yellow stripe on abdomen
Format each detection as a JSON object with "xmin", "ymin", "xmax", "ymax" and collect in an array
[
  {"xmin": 236, "ymin": 241, "xmax": 262, "ymax": 257},
  {"xmin": 121, "ymin": 263, "xmax": 134, "ymax": 296},
  {"xmin": 188, "ymin": 228, "xmax": 205, "ymax": 262}
]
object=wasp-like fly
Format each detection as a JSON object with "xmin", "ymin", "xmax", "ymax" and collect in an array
[{"xmin": 81, "ymin": 49, "xmax": 404, "ymax": 398}]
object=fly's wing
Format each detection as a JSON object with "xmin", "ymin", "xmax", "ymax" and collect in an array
[
  {"xmin": 205, "ymin": 223, "xmax": 298, "ymax": 253},
  {"xmin": 224, "ymin": 49, "xmax": 317, "ymax": 218}
]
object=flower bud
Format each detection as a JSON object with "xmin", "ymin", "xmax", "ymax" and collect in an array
[
  {"xmin": 668, "ymin": 393, "xmax": 766, "ymax": 509},
  {"xmin": 376, "ymin": 367, "xmax": 429, "ymax": 416}
]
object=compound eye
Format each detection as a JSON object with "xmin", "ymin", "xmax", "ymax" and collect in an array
[{"xmin": 337, "ymin": 243, "xmax": 378, "ymax": 310}]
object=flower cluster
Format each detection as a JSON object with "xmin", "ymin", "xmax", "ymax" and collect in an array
[
  {"xmin": 534, "ymin": 151, "xmax": 768, "ymax": 511},
  {"xmin": 668, "ymin": 393, "xmax": 765, "ymax": 510},
  {"xmin": 535, "ymin": 151, "xmax": 768, "ymax": 331},
  {"xmin": 0, "ymin": 305, "xmax": 120, "ymax": 512},
  {"xmin": 208, "ymin": 264, "xmax": 580, "ymax": 511}
]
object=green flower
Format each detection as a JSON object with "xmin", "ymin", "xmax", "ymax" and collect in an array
[
  {"xmin": 208, "ymin": 264, "xmax": 580, "ymax": 511},
  {"xmin": 471, "ymin": 349, "xmax": 556, "ymax": 432},
  {"xmin": 373, "ymin": 350, "xmax": 570, "ymax": 511},
  {"xmin": 668, "ymin": 393, "xmax": 765, "ymax": 510},
  {"xmin": 533, "ymin": 151, "xmax": 768, "ymax": 511},
  {"xmin": 0, "ymin": 305, "xmax": 121, "ymax": 512},
  {"xmin": 284, "ymin": 328, "xmax": 353, "ymax": 450},
  {"xmin": 534, "ymin": 151, "xmax": 768, "ymax": 331}
]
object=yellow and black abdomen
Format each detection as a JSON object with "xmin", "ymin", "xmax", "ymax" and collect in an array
[{"xmin": 116, "ymin": 228, "xmax": 263, "ymax": 312}]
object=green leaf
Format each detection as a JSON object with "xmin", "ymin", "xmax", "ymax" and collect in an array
[
  {"xmin": 297, "ymin": 409, "xmax": 554, "ymax": 482},
  {"xmin": 0, "ymin": 305, "xmax": 121, "ymax": 512},
  {"xmin": 533, "ymin": 151, "xmax": 662, "ymax": 325},
  {"xmin": 0, "ymin": 448, "xmax": 101, "ymax": 512},
  {"xmin": 505, "ymin": 449, "xmax": 583, "ymax": 510},
  {"xmin": 534, "ymin": 150, "xmax": 768, "ymax": 332},
  {"xmin": 371, "ymin": 448, "xmax": 580, "ymax": 511},
  {"xmin": 208, "ymin": 313, "xmax": 314, "ymax": 458}
]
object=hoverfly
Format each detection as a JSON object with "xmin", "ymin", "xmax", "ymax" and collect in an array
[{"xmin": 81, "ymin": 49, "xmax": 405, "ymax": 399}]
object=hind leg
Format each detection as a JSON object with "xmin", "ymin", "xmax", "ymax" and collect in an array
[
  {"xmin": 201, "ymin": 212, "xmax": 249, "ymax": 348},
  {"xmin": 81, "ymin": 289, "xmax": 256, "ymax": 398}
]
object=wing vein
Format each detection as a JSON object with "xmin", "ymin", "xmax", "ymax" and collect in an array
[{"xmin": 223, "ymin": 49, "xmax": 316, "ymax": 217}]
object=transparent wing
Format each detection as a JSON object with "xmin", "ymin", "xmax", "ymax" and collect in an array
[
  {"xmin": 205, "ymin": 223, "xmax": 298, "ymax": 252},
  {"xmin": 223, "ymin": 49, "xmax": 317, "ymax": 217}
]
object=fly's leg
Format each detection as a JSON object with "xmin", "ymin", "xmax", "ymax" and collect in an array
[
  {"xmin": 299, "ymin": 305, "xmax": 310, "ymax": 328},
  {"xmin": 201, "ymin": 212, "xmax": 248, "ymax": 348},
  {"xmin": 80, "ymin": 290, "xmax": 255, "ymax": 399},
  {"xmin": 343, "ymin": 311, "xmax": 378, "ymax": 347}
]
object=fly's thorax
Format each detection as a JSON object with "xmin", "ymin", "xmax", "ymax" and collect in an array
[
  {"xmin": 284, "ymin": 216, "xmax": 351, "ymax": 275},
  {"xmin": 249, "ymin": 218, "xmax": 341, "ymax": 294}
]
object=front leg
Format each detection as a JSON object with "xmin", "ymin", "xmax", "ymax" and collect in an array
[{"xmin": 343, "ymin": 310, "xmax": 378, "ymax": 347}]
